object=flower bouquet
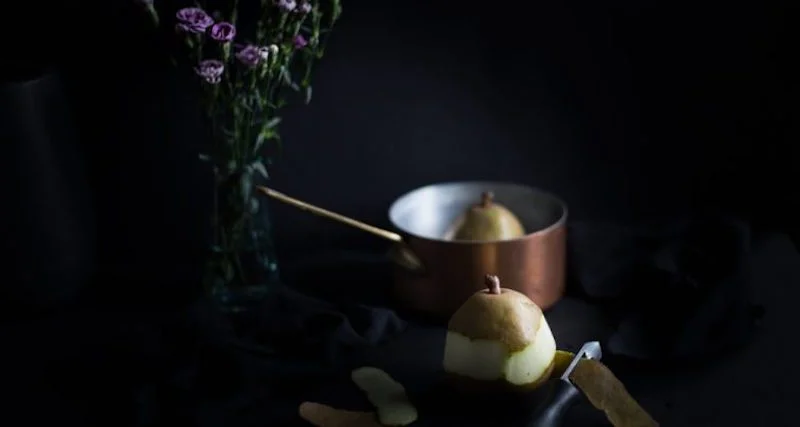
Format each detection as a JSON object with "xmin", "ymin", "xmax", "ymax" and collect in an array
[{"xmin": 138, "ymin": 0, "xmax": 341, "ymax": 312}]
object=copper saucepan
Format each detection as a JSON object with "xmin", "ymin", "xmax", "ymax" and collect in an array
[{"xmin": 257, "ymin": 181, "xmax": 568, "ymax": 319}]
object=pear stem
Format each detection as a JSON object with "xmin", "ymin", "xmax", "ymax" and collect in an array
[
  {"xmin": 479, "ymin": 191, "xmax": 494, "ymax": 208},
  {"xmin": 485, "ymin": 275, "xmax": 501, "ymax": 294}
]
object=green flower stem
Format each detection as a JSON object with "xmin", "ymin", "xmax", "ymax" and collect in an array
[
  {"xmin": 152, "ymin": 0, "xmax": 342, "ymax": 294},
  {"xmin": 231, "ymin": 0, "xmax": 240, "ymax": 25}
]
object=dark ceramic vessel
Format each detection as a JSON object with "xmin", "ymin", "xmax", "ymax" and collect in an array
[{"xmin": 0, "ymin": 71, "xmax": 95, "ymax": 314}]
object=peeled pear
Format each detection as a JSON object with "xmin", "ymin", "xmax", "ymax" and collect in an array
[
  {"xmin": 443, "ymin": 275, "xmax": 556, "ymax": 391},
  {"xmin": 444, "ymin": 192, "xmax": 525, "ymax": 241}
]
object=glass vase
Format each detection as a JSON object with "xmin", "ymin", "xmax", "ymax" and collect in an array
[{"xmin": 203, "ymin": 160, "xmax": 282, "ymax": 313}]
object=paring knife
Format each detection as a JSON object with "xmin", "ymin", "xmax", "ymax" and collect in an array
[{"xmin": 525, "ymin": 341, "xmax": 602, "ymax": 427}]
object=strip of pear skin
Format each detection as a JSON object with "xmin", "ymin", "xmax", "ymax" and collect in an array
[
  {"xmin": 569, "ymin": 359, "xmax": 659, "ymax": 427},
  {"xmin": 351, "ymin": 367, "xmax": 419, "ymax": 426},
  {"xmin": 299, "ymin": 402, "xmax": 383, "ymax": 427}
]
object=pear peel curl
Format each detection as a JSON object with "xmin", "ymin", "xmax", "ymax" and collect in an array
[
  {"xmin": 299, "ymin": 402, "xmax": 382, "ymax": 427},
  {"xmin": 351, "ymin": 367, "xmax": 418, "ymax": 426}
]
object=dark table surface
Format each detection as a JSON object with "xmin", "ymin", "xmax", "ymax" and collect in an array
[
  {"xmin": 342, "ymin": 233, "xmax": 800, "ymax": 427},
  {"xmin": 2, "ymin": 233, "xmax": 798, "ymax": 427}
]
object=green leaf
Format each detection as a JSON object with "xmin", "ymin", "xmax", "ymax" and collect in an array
[
  {"xmin": 250, "ymin": 160, "xmax": 269, "ymax": 179},
  {"xmin": 280, "ymin": 66, "xmax": 291, "ymax": 84},
  {"xmin": 280, "ymin": 66, "xmax": 300, "ymax": 91},
  {"xmin": 198, "ymin": 153, "xmax": 211, "ymax": 162},
  {"xmin": 253, "ymin": 118, "xmax": 280, "ymax": 154},
  {"xmin": 265, "ymin": 117, "xmax": 282, "ymax": 129},
  {"xmin": 304, "ymin": 86, "xmax": 313, "ymax": 104},
  {"xmin": 253, "ymin": 131, "xmax": 269, "ymax": 154},
  {"xmin": 250, "ymin": 197, "xmax": 260, "ymax": 214}
]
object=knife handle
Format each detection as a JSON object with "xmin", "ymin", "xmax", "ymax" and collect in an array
[{"xmin": 525, "ymin": 378, "xmax": 582, "ymax": 427}]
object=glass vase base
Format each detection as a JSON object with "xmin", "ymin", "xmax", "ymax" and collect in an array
[{"xmin": 211, "ymin": 282, "xmax": 283, "ymax": 314}]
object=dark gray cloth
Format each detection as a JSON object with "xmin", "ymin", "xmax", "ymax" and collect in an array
[
  {"xmin": 236, "ymin": 286, "xmax": 407, "ymax": 370},
  {"xmin": 568, "ymin": 215, "xmax": 760, "ymax": 361},
  {"xmin": 1, "ymin": 286, "xmax": 406, "ymax": 427},
  {"xmin": 0, "ymin": 215, "xmax": 771, "ymax": 427}
]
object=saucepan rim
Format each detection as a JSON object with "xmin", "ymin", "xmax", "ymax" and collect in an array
[{"xmin": 388, "ymin": 180, "xmax": 568, "ymax": 245}]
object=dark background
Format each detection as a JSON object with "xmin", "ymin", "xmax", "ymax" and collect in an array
[
  {"xmin": 4, "ymin": 1, "xmax": 798, "ymax": 288},
  {"xmin": 2, "ymin": 2, "xmax": 799, "ymax": 426}
]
